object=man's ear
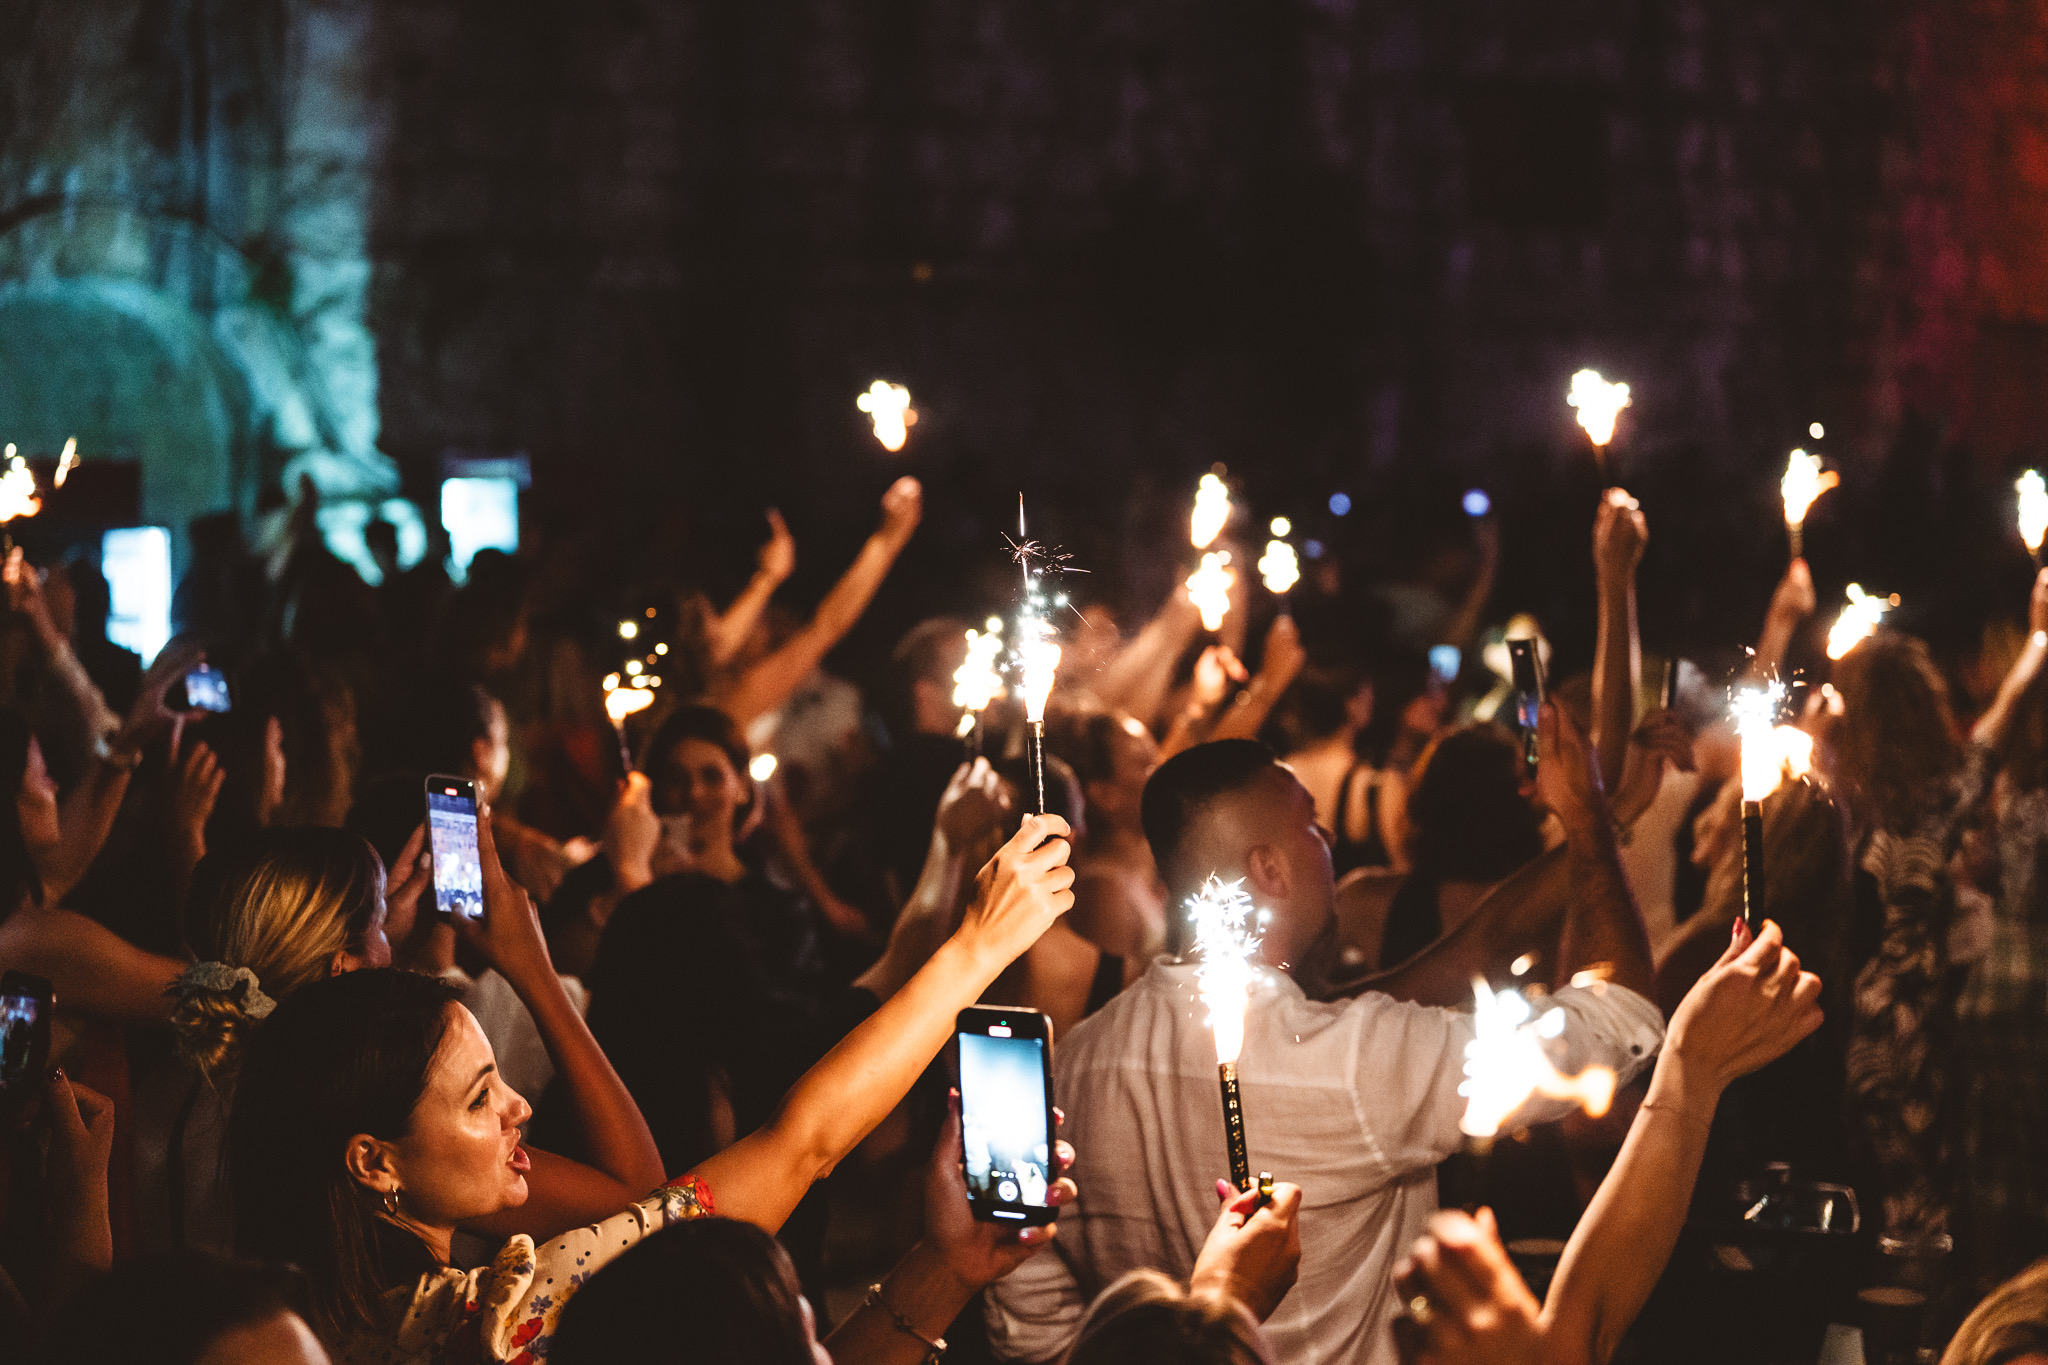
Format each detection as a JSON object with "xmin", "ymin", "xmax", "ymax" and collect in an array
[
  {"xmin": 1243, "ymin": 843, "xmax": 1290, "ymax": 906},
  {"xmin": 344, "ymin": 1133, "xmax": 402, "ymax": 1197}
]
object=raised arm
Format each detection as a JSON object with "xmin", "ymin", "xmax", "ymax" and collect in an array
[
  {"xmin": 1209, "ymin": 615, "xmax": 1308, "ymax": 744},
  {"xmin": 1392, "ymin": 919, "xmax": 1822, "ymax": 1365},
  {"xmin": 0, "ymin": 906, "xmax": 182, "ymax": 1024},
  {"xmin": 1590, "ymin": 490, "xmax": 1646, "ymax": 794},
  {"xmin": 706, "ymin": 509, "xmax": 796, "ymax": 668},
  {"xmin": 855, "ymin": 758, "xmax": 1011, "ymax": 1003},
  {"xmin": 1972, "ymin": 567, "xmax": 2048, "ymax": 752},
  {"xmin": 696, "ymin": 813, "xmax": 1075, "ymax": 1233},
  {"xmin": 1748, "ymin": 559, "xmax": 1814, "ymax": 682},
  {"xmin": 1094, "ymin": 587, "xmax": 1205, "ymax": 726},
  {"xmin": 456, "ymin": 807, "xmax": 667, "ymax": 1239},
  {"xmin": 715, "ymin": 478, "xmax": 923, "ymax": 728},
  {"xmin": 7, "ymin": 553, "xmax": 120, "ymax": 743},
  {"xmin": 1435, "ymin": 517, "xmax": 1501, "ymax": 650}
]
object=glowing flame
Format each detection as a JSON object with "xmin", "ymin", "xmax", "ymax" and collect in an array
[
  {"xmin": 1269, "ymin": 516, "xmax": 1291, "ymax": 537},
  {"xmin": 1186, "ymin": 875, "xmax": 1265, "ymax": 1066},
  {"xmin": 953, "ymin": 622, "xmax": 1007, "ymax": 718},
  {"xmin": 53, "ymin": 438, "xmax": 78, "ymax": 489},
  {"xmin": 605, "ymin": 685, "xmax": 655, "ymax": 724},
  {"xmin": 1780, "ymin": 450, "xmax": 1839, "ymax": 532},
  {"xmin": 619, "ymin": 620, "xmax": 639, "ymax": 639},
  {"xmin": 749, "ymin": 753, "xmax": 778, "ymax": 782},
  {"xmin": 1567, "ymin": 370, "xmax": 1631, "ymax": 447},
  {"xmin": 1015, "ymin": 586, "xmax": 1061, "ymax": 724},
  {"xmin": 1459, "ymin": 978, "xmax": 1617, "ymax": 1139},
  {"xmin": 1733, "ymin": 682, "xmax": 1809, "ymax": 803},
  {"xmin": 857, "ymin": 381, "xmax": 917, "ymax": 452},
  {"xmin": 1826, "ymin": 583, "xmax": 1895, "ymax": 660},
  {"xmin": 2020, "ymin": 471, "xmax": 2048, "ymax": 555},
  {"xmin": 1187, "ymin": 551, "xmax": 1235, "ymax": 631},
  {"xmin": 0, "ymin": 447, "xmax": 40, "ymax": 524},
  {"xmin": 1191, "ymin": 473, "xmax": 1232, "ymax": 549},
  {"xmin": 1258, "ymin": 539, "xmax": 1299, "ymax": 595}
]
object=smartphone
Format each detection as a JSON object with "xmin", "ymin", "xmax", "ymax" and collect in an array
[
  {"xmin": 956, "ymin": 1006, "xmax": 1058, "ymax": 1226},
  {"xmin": 1508, "ymin": 639, "xmax": 1544, "ymax": 776},
  {"xmin": 1660, "ymin": 657, "xmax": 1682, "ymax": 711},
  {"xmin": 1428, "ymin": 645, "xmax": 1462, "ymax": 688},
  {"xmin": 425, "ymin": 775, "xmax": 485, "ymax": 923},
  {"xmin": 181, "ymin": 664, "xmax": 231, "ymax": 713},
  {"xmin": 0, "ymin": 972, "xmax": 52, "ymax": 1099}
]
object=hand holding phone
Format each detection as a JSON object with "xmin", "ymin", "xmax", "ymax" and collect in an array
[
  {"xmin": 425, "ymin": 776, "xmax": 485, "ymax": 923},
  {"xmin": 180, "ymin": 664, "xmax": 231, "ymax": 713},
  {"xmin": 0, "ymin": 971, "xmax": 53, "ymax": 1105},
  {"xmin": 956, "ymin": 1006, "xmax": 1058, "ymax": 1226},
  {"xmin": 1507, "ymin": 639, "xmax": 1544, "ymax": 777}
]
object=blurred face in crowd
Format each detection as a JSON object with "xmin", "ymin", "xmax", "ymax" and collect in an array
[
  {"xmin": 196, "ymin": 1310, "xmax": 331, "ymax": 1365},
  {"xmin": 17, "ymin": 737, "xmax": 61, "ymax": 858},
  {"xmin": 345, "ymin": 1004, "xmax": 532, "ymax": 1233},
  {"xmin": 652, "ymin": 736, "xmax": 745, "ymax": 847},
  {"xmin": 1087, "ymin": 715, "xmax": 1161, "ymax": 828}
]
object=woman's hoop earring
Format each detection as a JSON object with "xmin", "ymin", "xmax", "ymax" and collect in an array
[{"xmin": 384, "ymin": 1188, "xmax": 401, "ymax": 1216}]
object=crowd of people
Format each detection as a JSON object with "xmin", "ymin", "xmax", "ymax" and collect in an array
[{"xmin": 0, "ymin": 465, "xmax": 2044, "ymax": 1365}]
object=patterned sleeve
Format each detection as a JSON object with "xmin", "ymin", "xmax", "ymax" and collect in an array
[{"xmin": 478, "ymin": 1173, "xmax": 716, "ymax": 1364}]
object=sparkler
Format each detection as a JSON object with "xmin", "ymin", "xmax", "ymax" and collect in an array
[
  {"xmin": 52, "ymin": 438, "xmax": 78, "ymax": 489},
  {"xmin": 952, "ymin": 618, "xmax": 1006, "ymax": 755},
  {"xmin": 1731, "ymin": 681, "xmax": 1805, "ymax": 935},
  {"xmin": 1567, "ymin": 370, "xmax": 1631, "ymax": 454},
  {"xmin": 1010, "ymin": 499, "xmax": 1076, "ymax": 814},
  {"xmin": 2019, "ymin": 470, "xmax": 2048, "ymax": 568},
  {"xmin": 857, "ymin": 381, "xmax": 917, "ymax": 452},
  {"xmin": 0, "ymin": 446, "xmax": 41, "ymax": 525},
  {"xmin": 1826, "ymin": 584, "xmax": 1897, "ymax": 661},
  {"xmin": 1187, "ymin": 551, "xmax": 1235, "ymax": 632},
  {"xmin": 1186, "ymin": 875, "xmax": 1272, "ymax": 1196},
  {"xmin": 603, "ymin": 674, "xmax": 655, "ymax": 773},
  {"xmin": 749, "ymin": 753, "xmax": 778, "ymax": 783},
  {"xmin": 1258, "ymin": 517, "xmax": 1299, "ymax": 598},
  {"xmin": 1780, "ymin": 450, "xmax": 1838, "ymax": 560},
  {"xmin": 1458, "ymin": 978, "xmax": 1618, "ymax": 1140},
  {"xmin": 1191, "ymin": 472, "xmax": 1232, "ymax": 550}
]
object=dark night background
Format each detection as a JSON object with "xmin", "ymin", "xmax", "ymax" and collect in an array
[{"xmin": 4, "ymin": 0, "xmax": 2048, "ymax": 680}]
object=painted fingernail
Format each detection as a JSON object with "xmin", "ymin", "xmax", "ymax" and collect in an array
[{"xmin": 48, "ymin": 1066, "xmax": 63, "ymax": 1081}]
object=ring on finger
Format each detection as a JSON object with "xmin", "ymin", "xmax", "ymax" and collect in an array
[{"xmin": 1407, "ymin": 1294, "xmax": 1435, "ymax": 1327}]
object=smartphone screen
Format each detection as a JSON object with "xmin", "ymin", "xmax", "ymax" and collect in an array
[
  {"xmin": 0, "ymin": 972, "xmax": 52, "ymax": 1096},
  {"xmin": 425, "ymin": 776, "xmax": 484, "ymax": 922},
  {"xmin": 1428, "ymin": 645, "xmax": 1461, "ymax": 688},
  {"xmin": 957, "ymin": 1007, "xmax": 1057, "ymax": 1226},
  {"xmin": 1508, "ymin": 639, "xmax": 1543, "ymax": 774},
  {"xmin": 181, "ymin": 665, "xmax": 231, "ymax": 713}
]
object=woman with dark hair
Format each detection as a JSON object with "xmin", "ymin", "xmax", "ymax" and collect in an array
[
  {"xmin": 228, "ymin": 810, "xmax": 1074, "ymax": 1362},
  {"xmin": 1337, "ymin": 722, "xmax": 1548, "ymax": 972}
]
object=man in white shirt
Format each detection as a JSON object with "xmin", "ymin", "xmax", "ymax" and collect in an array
[{"xmin": 987, "ymin": 704, "xmax": 1664, "ymax": 1365}]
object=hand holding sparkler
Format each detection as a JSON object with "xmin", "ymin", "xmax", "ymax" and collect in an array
[
  {"xmin": 1392, "ymin": 1208, "xmax": 1543, "ymax": 1364},
  {"xmin": 935, "ymin": 757, "xmax": 1011, "ymax": 853},
  {"xmin": 1191, "ymin": 1179, "xmax": 1303, "ymax": 1322},
  {"xmin": 960, "ymin": 814, "xmax": 1076, "ymax": 968},
  {"xmin": 1592, "ymin": 488, "xmax": 1648, "ymax": 586},
  {"xmin": 1664, "ymin": 918, "xmax": 1823, "ymax": 1094},
  {"xmin": 604, "ymin": 772, "xmax": 659, "ymax": 898},
  {"xmin": 879, "ymin": 475, "xmax": 925, "ymax": 544}
]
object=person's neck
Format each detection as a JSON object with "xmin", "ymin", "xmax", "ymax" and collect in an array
[
  {"xmin": 385, "ymin": 1212, "xmax": 454, "ymax": 1267},
  {"xmin": 690, "ymin": 838, "xmax": 746, "ymax": 884}
]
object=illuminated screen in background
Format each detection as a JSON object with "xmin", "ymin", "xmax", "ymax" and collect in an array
[
  {"xmin": 101, "ymin": 527, "xmax": 171, "ymax": 665},
  {"xmin": 959, "ymin": 1032, "xmax": 1052, "ymax": 1211},
  {"xmin": 441, "ymin": 477, "xmax": 520, "ymax": 582}
]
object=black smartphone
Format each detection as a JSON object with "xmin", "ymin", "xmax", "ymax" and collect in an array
[
  {"xmin": 1508, "ymin": 639, "xmax": 1544, "ymax": 775},
  {"xmin": 180, "ymin": 664, "xmax": 231, "ymax": 713},
  {"xmin": 425, "ymin": 775, "xmax": 484, "ymax": 923},
  {"xmin": 956, "ymin": 1006, "xmax": 1058, "ymax": 1226},
  {"xmin": 0, "ymin": 971, "xmax": 53, "ymax": 1099}
]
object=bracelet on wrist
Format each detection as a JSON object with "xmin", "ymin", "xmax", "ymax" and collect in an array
[{"xmin": 863, "ymin": 1282, "xmax": 946, "ymax": 1362}]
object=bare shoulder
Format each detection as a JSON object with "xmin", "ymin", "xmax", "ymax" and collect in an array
[{"xmin": 1331, "ymin": 869, "xmax": 1404, "ymax": 974}]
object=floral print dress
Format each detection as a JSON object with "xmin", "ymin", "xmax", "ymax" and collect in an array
[{"xmin": 328, "ymin": 1174, "xmax": 714, "ymax": 1365}]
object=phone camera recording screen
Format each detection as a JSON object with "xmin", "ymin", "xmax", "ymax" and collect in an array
[
  {"xmin": 960, "ymin": 1031, "xmax": 1052, "ymax": 1216},
  {"xmin": 0, "ymin": 991, "xmax": 39, "ymax": 1092},
  {"xmin": 428, "ymin": 788, "xmax": 484, "ymax": 921},
  {"xmin": 184, "ymin": 667, "xmax": 230, "ymax": 713}
]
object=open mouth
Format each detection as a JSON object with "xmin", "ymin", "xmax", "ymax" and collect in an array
[{"xmin": 509, "ymin": 1144, "xmax": 532, "ymax": 1174}]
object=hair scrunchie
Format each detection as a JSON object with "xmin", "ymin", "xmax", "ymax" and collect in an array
[{"xmin": 174, "ymin": 961, "xmax": 278, "ymax": 1020}]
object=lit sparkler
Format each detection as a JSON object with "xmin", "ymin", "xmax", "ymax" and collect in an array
[
  {"xmin": 1258, "ymin": 521, "xmax": 1299, "ymax": 598},
  {"xmin": 1458, "ymin": 978, "xmax": 1618, "ymax": 1140},
  {"xmin": 1186, "ymin": 875, "xmax": 1272, "ymax": 1196},
  {"xmin": 1780, "ymin": 450, "xmax": 1838, "ymax": 560},
  {"xmin": 0, "ymin": 446, "xmax": 41, "ymax": 524},
  {"xmin": 749, "ymin": 753, "xmax": 778, "ymax": 782},
  {"xmin": 1009, "ymin": 499, "xmax": 1079, "ymax": 814},
  {"xmin": 604, "ymin": 673, "xmax": 655, "ymax": 772},
  {"xmin": 1567, "ymin": 370, "xmax": 1631, "ymax": 450},
  {"xmin": 1826, "ymin": 584, "xmax": 1896, "ymax": 661},
  {"xmin": 1187, "ymin": 551, "xmax": 1235, "ymax": 632},
  {"xmin": 1191, "ymin": 472, "xmax": 1232, "ymax": 549},
  {"xmin": 857, "ymin": 381, "xmax": 917, "ymax": 452},
  {"xmin": 1731, "ymin": 681, "xmax": 1800, "ymax": 935},
  {"xmin": 52, "ymin": 438, "xmax": 78, "ymax": 489},
  {"xmin": 952, "ymin": 618, "xmax": 1006, "ymax": 753},
  {"xmin": 2020, "ymin": 470, "xmax": 2048, "ymax": 567}
]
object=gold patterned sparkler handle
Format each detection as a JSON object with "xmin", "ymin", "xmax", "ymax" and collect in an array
[
  {"xmin": 1218, "ymin": 1061, "xmax": 1252, "ymax": 1193},
  {"xmin": 1741, "ymin": 800, "xmax": 1765, "ymax": 935}
]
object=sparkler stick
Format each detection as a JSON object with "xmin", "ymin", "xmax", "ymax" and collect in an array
[
  {"xmin": 1187, "ymin": 876, "xmax": 1268, "ymax": 1195},
  {"xmin": 1731, "ymin": 681, "xmax": 1801, "ymax": 935},
  {"xmin": 2019, "ymin": 470, "xmax": 2048, "ymax": 569},
  {"xmin": 1780, "ymin": 450, "xmax": 1838, "ymax": 561},
  {"xmin": 0, "ymin": 444, "xmax": 45, "ymax": 558},
  {"xmin": 53, "ymin": 438, "xmax": 78, "ymax": 489},
  {"xmin": 1010, "ymin": 498, "xmax": 1071, "ymax": 814},
  {"xmin": 603, "ymin": 676, "xmax": 654, "ymax": 774}
]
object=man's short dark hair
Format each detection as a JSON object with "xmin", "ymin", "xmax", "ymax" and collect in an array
[{"xmin": 1140, "ymin": 739, "xmax": 1280, "ymax": 886}]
